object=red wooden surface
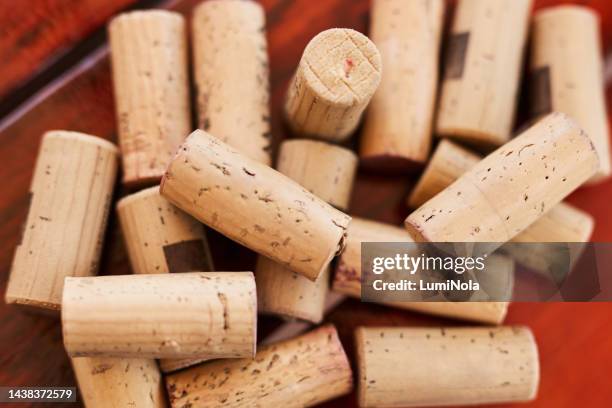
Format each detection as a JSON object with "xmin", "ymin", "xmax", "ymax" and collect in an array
[
  {"xmin": 0, "ymin": 0, "xmax": 138, "ymax": 104},
  {"xmin": 0, "ymin": 1, "xmax": 610, "ymax": 407}
]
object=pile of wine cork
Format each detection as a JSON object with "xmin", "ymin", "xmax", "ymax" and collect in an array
[{"xmin": 4, "ymin": 0, "xmax": 609, "ymax": 406}]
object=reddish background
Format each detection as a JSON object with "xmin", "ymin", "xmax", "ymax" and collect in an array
[{"xmin": 0, "ymin": 1, "xmax": 611, "ymax": 407}]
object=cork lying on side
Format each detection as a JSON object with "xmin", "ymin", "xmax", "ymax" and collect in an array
[
  {"xmin": 117, "ymin": 186, "xmax": 214, "ymax": 275},
  {"xmin": 166, "ymin": 325, "xmax": 353, "ymax": 408},
  {"xmin": 360, "ymin": 0, "xmax": 444, "ymax": 170},
  {"xmin": 531, "ymin": 6, "xmax": 611, "ymax": 183},
  {"xmin": 161, "ymin": 130, "xmax": 351, "ymax": 281},
  {"xmin": 192, "ymin": 0, "xmax": 272, "ymax": 165},
  {"xmin": 62, "ymin": 272, "xmax": 256, "ymax": 359},
  {"xmin": 256, "ymin": 139, "xmax": 357, "ymax": 323},
  {"xmin": 332, "ymin": 217, "xmax": 509, "ymax": 324},
  {"xmin": 407, "ymin": 139, "xmax": 595, "ymax": 245},
  {"xmin": 356, "ymin": 326, "xmax": 540, "ymax": 407},
  {"xmin": 436, "ymin": 0, "xmax": 532, "ymax": 147},
  {"xmin": 5, "ymin": 131, "xmax": 117, "ymax": 312},
  {"xmin": 284, "ymin": 28, "xmax": 382, "ymax": 142},
  {"xmin": 72, "ymin": 357, "xmax": 166, "ymax": 408},
  {"xmin": 406, "ymin": 113, "xmax": 600, "ymax": 250},
  {"xmin": 109, "ymin": 10, "xmax": 191, "ymax": 187}
]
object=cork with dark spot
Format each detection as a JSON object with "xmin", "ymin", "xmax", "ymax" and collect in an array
[
  {"xmin": 284, "ymin": 28, "xmax": 382, "ymax": 142},
  {"xmin": 332, "ymin": 217, "xmax": 508, "ymax": 324},
  {"xmin": 406, "ymin": 139, "xmax": 595, "ymax": 274},
  {"xmin": 165, "ymin": 325, "xmax": 353, "ymax": 408},
  {"xmin": 360, "ymin": 0, "xmax": 444, "ymax": 170},
  {"xmin": 355, "ymin": 326, "xmax": 539, "ymax": 407},
  {"xmin": 192, "ymin": 0, "xmax": 272, "ymax": 165},
  {"xmin": 256, "ymin": 139, "xmax": 357, "ymax": 323},
  {"xmin": 406, "ymin": 113, "xmax": 600, "ymax": 251},
  {"xmin": 5, "ymin": 131, "xmax": 118, "ymax": 312},
  {"xmin": 531, "ymin": 6, "xmax": 611, "ymax": 183},
  {"xmin": 109, "ymin": 10, "xmax": 191, "ymax": 187},
  {"xmin": 160, "ymin": 130, "xmax": 351, "ymax": 281},
  {"xmin": 117, "ymin": 186, "xmax": 213, "ymax": 275},
  {"xmin": 71, "ymin": 357, "xmax": 166, "ymax": 408},
  {"xmin": 436, "ymin": 0, "xmax": 532, "ymax": 147},
  {"xmin": 62, "ymin": 272, "xmax": 257, "ymax": 359}
]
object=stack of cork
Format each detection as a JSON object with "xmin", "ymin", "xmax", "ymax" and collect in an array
[{"xmin": 5, "ymin": 0, "xmax": 610, "ymax": 407}]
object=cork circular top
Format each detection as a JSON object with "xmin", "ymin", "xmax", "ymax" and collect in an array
[
  {"xmin": 300, "ymin": 28, "xmax": 382, "ymax": 107},
  {"xmin": 43, "ymin": 130, "xmax": 118, "ymax": 153},
  {"xmin": 279, "ymin": 139, "xmax": 358, "ymax": 161},
  {"xmin": 533, "ymin": 5, "xmax": 599, "ymax": 24},
  {"xmin": 116, "ymin": 185, "xmax": 162, "ymax": 209},
  {"xmin": 109, "ymin": 9, "xmax": 184, "ymax": 27},
  {"xmin": 195, "ymin": 0, "xmax": 264, "ymax": 15}
]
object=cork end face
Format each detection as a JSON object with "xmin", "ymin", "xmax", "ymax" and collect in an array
[
  {"xmin": 195, "ymin": 0, "xmax": 264, "ymax": 16},
  {"xmin": 109, "ymin": 9, "xmax": 185, "ymax": 29},
  {"xmin": 43, "ymin": 130, "xmax": 119, "ymax": 154},
  {"xmin": 533, "ymin": 4, "xmax": 599, "ymax": 25},
  {"xmin": 403, "ymin": 218, "xmax": 429, "ymax": 243},
  {"xmin": 116, "ymin": 185, "xmax": 161, "ymax": 210},
  {"xmin": 301, "ymin": 28, "xmax": 382, "ymax": 107},
  {"xmin": 519, "ymin": 326, "xmax": 541, "ymax": 401}
]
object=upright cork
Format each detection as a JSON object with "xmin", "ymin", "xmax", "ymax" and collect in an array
[
  {"xmin": 360, "ymin": 0, "xmax": 444, "ymax": 170},
  {"xmin": 5, "ymin": 131, "xmax": 118, "ymax": 312},
  {"xmin": 284, "ymin": 28, "xmax": 382, "ymax": 142},
  {"xmin": 192, "ymin": 0, "xmax": 272, "ymax": 164},
  {"xmin": 356, "ymin": 326, "xmax": 540, "ymax": 407},
  {"xmin": 166, "ymin": 325, "xmax": 353, "ymax": 408},
  {"xmin": 109, "ymin": 10, "xmax": 191, "ymax": 187},
  {"xmin": 406, "ymin": 113, "xmax": 600, "ymax": 250},
  {"xmin": 72, "ymin": 357, "xmax": 166, "ymax": 408},
  {"xmin": 436, "ymin": 0, "xmax": 532, "ymax": 147},
  {"xmin": 407, "ymin": 139, "xmax": 595, "ymax": 246},
  {"xmin": 117, "ymin": 186, "xmax": 213, "ymax": 275},
  {"xmin": 62, "ymin": 272, "xmax": 257, "ymax": 359},
  {"xmin": 332, "ymin": 217, "xmax": 509, "ymax": 324},
  {"xmin": 531, "ymin": 6, "xmax": 611, "ymax": 182},
  {"xmin": 256, "ymin": 140, "xmax": 357, "ymax": 323},
  {"xmin": 161, "ymin": 130, "xmax": 351, "ymax": 281}
]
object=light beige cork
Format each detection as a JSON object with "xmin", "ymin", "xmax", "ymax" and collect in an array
[
  {"xmin": 5, "ymin": 131, "xmax": 118, "ymax": 312},
  {"xmin": 256, "ymin": 139, "xmax": 357, "ymax": 323},
  {"xmin": 62, "ymin": 272, "xmax": 257, "ymax": 359},
  {"xmin": 109, "ymin": 10, "xmax": 191, "ymax": 187},
  {"xmin": 332, "ymin": 217, "xmax": 509, "ymax": 324},
  {"xmin": 531, "ymin": 6, "xmax": 611, "ymax": 183},
  {"xmin": 72, "ymin": 357, "xmax": 166, "ymax": 408},
  {"xmin": 407, "ymin": 139, "xmax": 595, "ymax": 245},
  {"xmin": 355, "ymin": 326, "xmax": 539, "ymax": 407},
  {"xmin": 360, "ymin": 0, "xmax": 445, "ymax": 170},
  {"xmin": 160, "ymin": 130, "xmax": 351, "ymax": 282},
  {"xmin": 406, "ymin": 113, "xmax": 600, "ymax": 250},
  {"xmin": 436, "ymin": 0, "xmax": 532, "ymax": 147},
  {"xmin": 284, "ymin": 28, "xmax": 382, "ymax": 142},
  {"xmin": 192, "ymin": 0, "xmax": 272, "ymax": 165},
  {"xmin": 166, "ymin": 325, "xmax": 353, "ymax": 408},
  {"xmin": 117, "ymin": 186, "xmax": 214, "ymax": 275}
]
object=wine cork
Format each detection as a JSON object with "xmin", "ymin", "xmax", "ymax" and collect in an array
[
  {"xmin": 117, "ymin": 186, "xmax": 214, "ymax": 275},
  {"xmin": 62, "ymin": 272, "xmax": 257, "ymax": 359},
  {"xmin": 531, "ymin": 6, "xmax": 611, "ymax": 183},
  {"xmin": 276, "ymin": 139, "xmax": 358, "ymax": 211},
  {"xmin": 161, "ymin": 130, "xmax": 351, "ymax": 281},
  {"xmin": 360, "ymin": 0, "xmax": 444, "ymax": 170},
  {"xmin": 436, "ymin": 0, "xmax": 532, "ymax": 147},
  {"xmin": 192, "ymin": 0, "xmax": 272, "ymax": 165},
  {"xmin": 407, "ymin": 139, "xmax": 594, "ymax": 245},
  {"xmin": 406, "ymin": 113, "xmax": 600, "ymax": 249},
  {"xmin": 256, "ymin": 139, "xmax": 357, "ymax": 323},
  {"xmin": 109, "ymin": 10, "xmax": 191, "ymax": 187},
  {"xmin": 166, "ymin": 325, "xmax": 353, "ymax": 408},
  {"xmin": 284, "ymin": 28, "xmax": 382, "ymax": 142},
  {"xmin": 5, "ymin": 131, "xmax": 118, "ymax": 312},
  {"xmin": 332, "ymin": 218, "xmax": 508, "ymax": 324},
  {"xmin": 72, "ymin": 357, "xmax": 166, "ymax": 408},
  {"xmin": 355, "ymin": 326, "xmax": 539, "ymax": 407}
]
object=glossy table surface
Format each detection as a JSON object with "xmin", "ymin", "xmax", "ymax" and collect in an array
[{"xmin": 0, "ymin": 1, "xmax": 610, "ymax": 407}]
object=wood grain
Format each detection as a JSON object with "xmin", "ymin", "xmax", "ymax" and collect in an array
[{"xmin": 0, "ymin": 1, "xmax": 611, "ymax": 407}]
